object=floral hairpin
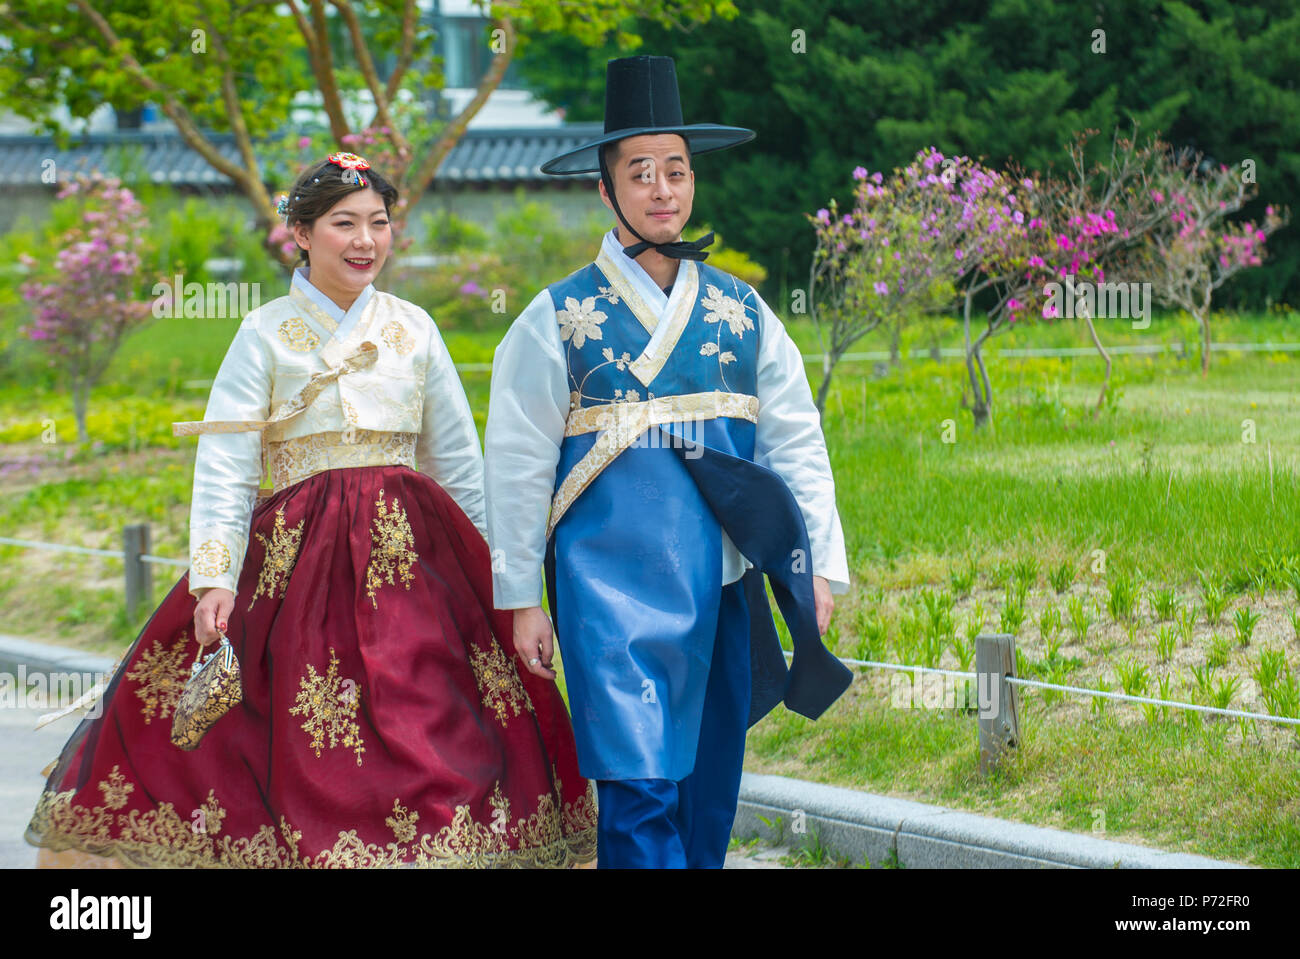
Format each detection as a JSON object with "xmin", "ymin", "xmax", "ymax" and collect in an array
[
  {"xmin": 275, "ymin": 193, "xmax": 290, "ymax": 218},
  {"xmin": 328, "ymin": 151, "xmax": 370, "ymax": 187}
]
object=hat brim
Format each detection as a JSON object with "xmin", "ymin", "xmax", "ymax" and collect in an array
[{"xmin": 539, "ymin": 124, "xmax": 755, "ymax": 175}]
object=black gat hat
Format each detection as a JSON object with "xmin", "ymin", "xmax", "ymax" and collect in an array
[
  {"xmin": 541, "ymin": 56, "xmax": 753, "ymax": 261},
  {"xmin": 540, "ymin": 55, "xmax": 755, "ymax": 176}
]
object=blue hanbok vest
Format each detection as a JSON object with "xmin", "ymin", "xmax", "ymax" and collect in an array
[{"xmin": 542, "ymin": 254, "xmax": 851, "ymax": 781}]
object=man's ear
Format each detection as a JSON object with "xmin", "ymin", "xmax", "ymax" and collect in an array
[{"xmin": 597, "ymin": 178, "xmax": 614, "ymax": 213}]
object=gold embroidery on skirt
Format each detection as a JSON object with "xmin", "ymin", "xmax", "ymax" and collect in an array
[
  {"xmin": 247, "ymin": 505, "xmax": 305, "ymax": 611},
  {"xmin": 470, "ymin": 639, "xmax": 535, "ymax": 727},
  {"xmin": 125, "ymin": 633, "xmax": 192, "ymax": 723},
  {"xmin": 386, "ymin": 799, "xmax": 419, "ymax": 844},
  {"xmin": 98, "ymin": 766, "xmax": 134, "ymax": 810},
  {"xmin": 28, "ymin": 771, "xmax": 598, "ymax": 868},
  {"xmin": 365, "ymin": 489, "xmax": 417, "ymax": 610},
  {"xmin": 289, "ymin": 647, "xmax": 366, "ymax": 766}
]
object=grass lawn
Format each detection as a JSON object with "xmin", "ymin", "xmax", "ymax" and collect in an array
[{"xmin": 1, "ymin": 304, "xmax": 1297, "ymax": 866}]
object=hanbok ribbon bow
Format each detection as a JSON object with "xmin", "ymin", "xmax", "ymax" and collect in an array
[{"xmin": 172, "ymin": 340, "xmax": 379, "ymax": 440}]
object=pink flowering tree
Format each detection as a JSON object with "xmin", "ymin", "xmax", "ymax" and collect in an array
[
  {"xmin": 944, "ymin": 161, "xmax": 1046, "ymax": 428},
  {"xmin": 18, "ymin": 175, "xmax": 155, "ymax": 443},
  {"xmin": 959, "ymin": 131, "xmax": 1175, "ymax": 422},
  {"xmin": 807, "ymin": 149, "xmax": 982, "ymax": 414},
  {"xmin": 1139, "ymin": 155, "xmax": 1289, "ymax": 376}
]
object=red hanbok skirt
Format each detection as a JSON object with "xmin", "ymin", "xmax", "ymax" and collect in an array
[{"xmin": 25, "ymin": 464, "xmax": 596, "ymax": 867}]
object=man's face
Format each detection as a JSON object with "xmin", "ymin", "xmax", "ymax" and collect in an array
[{"xmin": 599, "ymin": 134, "xmax": 695, "ymax": 244}]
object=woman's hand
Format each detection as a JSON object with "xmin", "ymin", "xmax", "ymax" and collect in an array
[
  {"xmin": 193, "ymin": 588, "xmax": 234, "ymax": 647},
  {"xmin": 813, "ymin": 575, "xmax": 834, "ymax": 637},
  {"xmin": 513, "ymin": 606, "xmax": 557, "ymax": 680}
]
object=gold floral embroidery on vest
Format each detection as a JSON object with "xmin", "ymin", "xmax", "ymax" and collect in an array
[
  {"xmin": 700, "ymin": 284, "xmax": 754, "ymax": 337},
  {"xmin": 278, "ymin": 316, "xmax": 321, "ymax": 352},
  {"xmin": 247, "ymin": 505, "xmax": 305, "ymax": 611},
  {"xmin": 342, "ymin": 398, "xmax": 359, "ymax": 424},
  {"xmin": 469, "ymin": 639, "xmax": 535, "ymax": 727},
  {"xmin": 125, "ymin": 633, "xmax": 191, "ymax": 723},
  {"xmin": 28, "ymin": 769, "xmax": 599, "ymax": 868},
  {"xmin": 98, "ymin": 766, "xmax": 134, "ymax": 810},
  {"xmin": 365, "ymin": 489, "xmax": 417, "ymax": 609},
  {"xmin": 557, "ymin": 295, "xmax": 610, "ymax": 349},
  {"xmin": 192, "ymin": 540, "xmax": 231, "ymax": 577},
  {"xmin": 290, "ymin": 647, "xmax": 366, "ymax": 766},
  {"xmin": 380, "ymin": 320, "xmax": 415, "ymax": 356}
]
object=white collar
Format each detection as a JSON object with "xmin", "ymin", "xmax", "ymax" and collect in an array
[
  {"xmin": 600, "ymin": 229, "xmax": 684, "ymax": 312},
  {"xmin": 291, "ymin": 266, "xmax": 374, "ymax": 339}
]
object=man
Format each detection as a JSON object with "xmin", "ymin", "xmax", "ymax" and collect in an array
[{"xmin": 484, "ymin": 55, "xmax": 851, "ymax": 869}]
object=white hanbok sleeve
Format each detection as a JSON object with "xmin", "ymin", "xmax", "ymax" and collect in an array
[
  {"xmin": 483, "ymin": 291, "xmax": 569, "ymax": 610},
  {"xmin": 753, "ymin": 293, "xmax": 851, "ymax": 595},
  {"xmin": 415, "ymin": 318, "xmax": 487, "ymax": 538},
  {"xmin": 187, "ymin": 318, "xmax": 272, "ymax": 601}
]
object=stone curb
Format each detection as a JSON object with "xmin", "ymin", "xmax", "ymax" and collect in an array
[
  {"xmin": 0, "ymin": 634, "xmax": 118, "ymax": 677},
  {"xmin": 734, "ymin": 772, "xmax": 1253, "ymax": 869}
]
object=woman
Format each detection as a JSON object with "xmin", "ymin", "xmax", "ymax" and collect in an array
[{"xmin": 25, "ymin": 153, "xmax": 596, "ymax": 868}]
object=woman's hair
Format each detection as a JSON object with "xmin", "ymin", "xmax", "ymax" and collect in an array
[{"xmin": 282, "ymin": 158, "xmax": 400, "ymax": 267}]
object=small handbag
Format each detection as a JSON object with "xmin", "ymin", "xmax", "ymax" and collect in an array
[{"xmin": 171, "ymin": 633, "xmax": 242, "ymax": 750}]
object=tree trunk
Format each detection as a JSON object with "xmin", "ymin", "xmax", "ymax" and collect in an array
[
  {"xmin": 1082, "ymin": 308, "xmax": 1113, "ymax": 417},
  {"xmin": 1199, "ymin": 309, "xmax": 1211, "ymax": 377},
  {"xmin": 73, "ymin": 384, "xmax": 89, "ymax": 444},
  {"xmin": 889, "ymin": 320, "xmax": 902, "ymax": 368},
  {"xmin": 815, "ymin": 351, "xmax": 836, "ymax": 416},
  {"xmin": 972, "ymin": 346, "xmax": 992, "ymax": 429},
  {"xmin": 962, "ymin": 291, "xmax": 991, "ymax": 428}
]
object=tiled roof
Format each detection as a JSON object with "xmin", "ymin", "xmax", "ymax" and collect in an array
[{"xmin": 0, "ymin": 125, "xmax": 605, "ymax": 187}]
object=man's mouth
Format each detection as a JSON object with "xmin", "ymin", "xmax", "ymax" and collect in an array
[
  {"xmin": 648, "ymin": 210, "xmax": 677, "ymax": 220},
  {"xmin": 344, "ymin": 257, "xmax": 374, "ymax": 270}
]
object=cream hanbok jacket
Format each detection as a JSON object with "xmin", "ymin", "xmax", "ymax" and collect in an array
[{"xmin": 173, "ymin": 271, "xmax": 485, "ymax": 601}]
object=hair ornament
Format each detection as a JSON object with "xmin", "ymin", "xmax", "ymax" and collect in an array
[{"xmin": 328, "ymin": 151, "xmax": 371, "ymax": 187}]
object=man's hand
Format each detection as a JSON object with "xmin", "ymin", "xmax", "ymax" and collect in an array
[
  {"xmin": 813, "ymin": 575, "xmax": 834, "ymax": 637},
  {"xmin": 513, "ymin": 606, "xmax": 557, "ymax": 680},
  {"xmin": 193, "ymin": 587, "xmax": 234, "ymax": 647}
]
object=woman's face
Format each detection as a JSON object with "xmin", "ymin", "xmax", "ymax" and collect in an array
[{"xmin": 293, "ymin": 187, "xmax": 391, "ymax": 308}]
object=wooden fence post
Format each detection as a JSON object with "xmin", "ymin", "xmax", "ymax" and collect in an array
[
  {"xmin": 976, "ymin": 633, "xmax": 1020, "ymax": 776},
  {"xmin": 123, "ymin": 523, "xmax": 151, "ymax": 619}
]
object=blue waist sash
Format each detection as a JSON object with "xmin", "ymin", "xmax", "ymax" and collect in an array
[{"xmin": 544, "ymin": 421, "xmax": 851, "ymax": 780}]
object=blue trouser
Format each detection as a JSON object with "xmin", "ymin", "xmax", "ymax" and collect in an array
[{"xmin": 596, "ymin": 576, "xmax": 752, "ymax": 868}]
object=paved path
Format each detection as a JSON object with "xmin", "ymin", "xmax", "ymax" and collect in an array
[{"xmin": 1, "ymin": 704, "xmax": 75, "ymax": 869}]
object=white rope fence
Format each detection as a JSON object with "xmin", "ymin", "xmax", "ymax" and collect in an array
[
  {"xmin": 783, "ymin": 650, "xmax": 1300, "ymax": 727},
  {"xmin": 0, "ymin": 535, "xmax": 189, "ymax": 568},
  {"xmin": 798, "ymin": 341, "xmax": 1300, "ymax": 364}
]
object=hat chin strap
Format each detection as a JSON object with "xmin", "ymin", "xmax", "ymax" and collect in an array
[{"xmin": 599, "ymin": 146, "xmax": 714, "ymax": 262}]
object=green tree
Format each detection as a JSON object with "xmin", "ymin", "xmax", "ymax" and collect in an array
[
  {"xmin": 0, "ymin": 0, "xmax": 737, "ymax": 267},
  {"xmin": 517, "ymin": 0, "xmax": 1300, "ymax": 308}
]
